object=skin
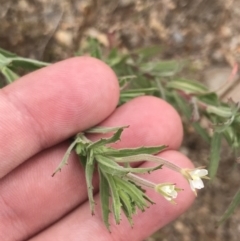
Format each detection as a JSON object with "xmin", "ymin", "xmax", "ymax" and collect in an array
[{"xmin": 0, "ymin": 57, "xmax": 195, "ymax": 241}]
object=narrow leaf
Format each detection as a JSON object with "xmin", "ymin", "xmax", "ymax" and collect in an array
[
  {"xmin": 208, "ymin": 132, "xmax": 222, "ymax": 179},
  {"xmin": 85, "ymin": 150, "xmax": 96, "ymax": 215},
  {"xmin": 121, "ymin": 87, "xmax": 157, "ymax": 94},
  {"xmin": 119, "ymin": 190, "xmax": 134, "ymax": 226},
  {"xmin": 97, "ymin": 155, "xmax": 162, "ymax": 175},
  {"xmin": 99, "ymin": 168, "xmax": 111, "ymax": 230},
  {"xmin": 89, "ymin": 38, "xmax": 102, "ymax": 59},
  {"xmin": 0, "ymin": 47, "xmax": 17, "ymax": 58},
  {"xmin": 173, "ymin": 92, "xmax": 210, "ymax": 143},
  {"xmin": 88, "ymin": 127, "xmax": 126, "ymax": 149},
  {"xmin": 133, "ymin": 45, "xmax": 162, "ymax": 60},
  {"xmin": 167, "ymin": 78, "xmax": 208, "ymax": 95},
  {"xmin": 198, "ymin": 92, "xmax": 219, "ymax": 106},
  {"xmin": 139, "ymin": 60, "xmax": 182, "ymax": 77},
  {"xmin": 218, "ymin": 188, "xmax": 240, "ymax": 226},
  {"xmin": 116, "ymin": 177, "xmax": 149, "ymax": 211},
  {"xmin": 1, "ymin": 67, "xmax": 20, "ymax": 84},
  {"xmin": 52, "ymin": 139, "xmax": 79, "ymax": 176},
  {"xmin": 0, "ymin": 53, "xmax": 11, "ymax": 68},
  {"xmin": 104, "ymin": 145, "xmax": 167, "ymax": 157},
  {"xmin": 119, "ymin": 75, "xmax": 136, "ymax": 89},
  {"xmin": 85, "ymin": 125, "xmax": 128, "ymax": 134},
  {"xmin": 104, "ymin": 173, "xmax": 122, "ymax": 224},
  {"xmin": 192, "ymin": 122, "xmax": 211, "ymax": 143},
  {"xmin": 10, "ymin": 57, "xmax": 50, "ymax": 70}
]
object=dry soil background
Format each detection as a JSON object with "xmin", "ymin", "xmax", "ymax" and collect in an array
[{"xmin": 1, "ymin": 1, "xmax": 240, "ymax": 241}]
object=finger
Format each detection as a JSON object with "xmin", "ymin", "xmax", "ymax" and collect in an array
[
  {"xmin": 0, "ymin": 96, "xmax": 183, "ymax": 241},
  {"xmin": 29, "ymin": 151, "xmax": 195, "ymax": 241},
  {"xmin": 0, "ymin": 57, "xmax": 119, "ymax": 178}
]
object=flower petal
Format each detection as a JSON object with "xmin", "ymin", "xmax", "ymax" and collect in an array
[
  {"xmin": 190, "ymin": 178, "xmax": 204, "ymax": 189},
  {"xmin": 171, "ymin": 190, "xmax": 178, "ymax": 198},
  {"xmin": 194, "ymin": 169, "xmax": 208, "ymax": 177}
]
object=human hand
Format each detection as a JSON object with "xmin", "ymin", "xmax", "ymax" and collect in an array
[{"xmin": 0, "ymin": 57, "xmax": 195, "ymax": 241}]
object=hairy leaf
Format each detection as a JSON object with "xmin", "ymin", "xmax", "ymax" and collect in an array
[
  {"xmin": 85, "ymin": 125, "xmax": 129, "ymax": 134},
  {"xmin": 167, "ymin": 78, "xmax": 208, "ymax": 94},
  {"xmin": 85, "ymin": 150, "xmax": 96, "ymax": 215},
  {"xmin": 104, "ymin": 145, "xmax": 167, "ymax": 157},
  {"xmin": 97, "ymin": 155, "xmax": 162, "ymax": 175},
  {"xmin": 99, "ymin": 168, "xmax": 111, "ymax": 230},
  {"xmin": 88, "ymin": 127, "xmax": 125, "ymax": 149},
  {"xmin": 1, "ymin": 67, "xmax": 19, "ymax": 84},
  {"xmin": 104, "ymin": 174, "xmax": 122, "ymax": 224},
  {"xmin": 52, "ymin": 138, "xmax": 79, "ymax": 176},
  {"xmin": 208, "ymin": 132, "xmax": 222, "ymax": 179},
  {"xmin": 218, "ymin": 188, "xmax": 240, "ymax": 226}
]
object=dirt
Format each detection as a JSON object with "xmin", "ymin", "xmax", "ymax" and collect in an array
[{"xmin": 1, "ymin": 1, "xmax": 240, "ymax": 240}]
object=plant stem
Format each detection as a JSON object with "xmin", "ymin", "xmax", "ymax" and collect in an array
[{"xmin": 126, "ymin": 173, "xmax": 156, "ymax": 188}]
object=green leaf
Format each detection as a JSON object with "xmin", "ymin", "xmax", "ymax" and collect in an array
[
  {"xmin": 106, "ymin": 48, "xmax": 129, "ymax": 67},
  {"xmin": 0, "ymin": 52, "xmax": 49, "ymax": 71},
  {"xmin": 192, "ymin": 122, "xmax": 210, "ymax": 143},
  {"xmin": 103, "ymin": 173, "xmax": 122, "ymax": 224},
  {"xmin": 74, "ymin": 133, "xmax": 91, "ymax": 155},
  {"xmin": 214, "ymin": 101, "xmax": 240, "ymax": 133},
  {"xmin": 214, "ymin": 118, "xmax": 234, "ymax": 133},
  {"xmin": 139, "ymin": 60, "xmax": 182, "ymax": 77},
  {"xmin": 172, "ymin": 92, "xmax": 190, "ymax": 116},
  {"xmin": 218, "ymin": 188, "xmax": 240, "ymax": 226},
  {"xmin": 1, "ymin": 67, "xmax": 20, "ymax": 84},
  {"xmin": 155, "ymin": 78, "xmax": 166, "ymax": 100},
  {"xmin": 88, "ymin": 127, "xmax": 126, "ymax": 149},
  {"xmin": 133, "ymin": 45, "xmax": 162, "ymax": 61},
  {"xmin": 119, "ymin": 75, "xmax": 136, "ymax": 89},
  {"xmin": 97, "ymin": 156, "xmax": 128, "ymax": 176},
  {"xmin": 167, "ymin": 78, "xmax": 208, "ymax": 95},
  {"xmin": 208, "ymin": 132, "xmax": 222, "ymax": 179},
  {"xmin": 116, "ymin": 177, "xmax": 150, "ymax": 211},
  {"xmin": 97, "ymin": 155, "xmax": 162, "ymax": 175},
  {"xmin": 119, "ymin": 92, "xmax": 145, "ymax": 103},
  {"xmin": 99, "ymin": 168, "xmax": 111, "ymax": 230},
  {"xmin": 88, "ymin": 38, "xmax": 102, "ymax": 59},
  {"xmin": 207, "ymin": 105, "xmax": 232, "ymax": 118},
  {"xmin": 223, "ymin": 127, "xmax": 237, "ymax": 147},
  {"xmin": 104, "ymin": 145, "xmax": 167, "ymax": 157},
  {"xmin": 121, "ymin": 87, "xmax": 157, "ymax": 94},
  {"xmin": 119, "ymin": 87, "xmax": 158, "ymax": 104},
  {"xmin": 172, "ymin": 92, "xmax": 210, "ymax": 143},
  {"xmin": 52, "ymin": 138, "xmax": 79, "ymax": 176},
  {"xmin": 198, "ymin": 92, "xmax": 219, "ymax": 106},
  {"xmin": 0, "ymin": 48, "xmax": 17, "ymax": 58},
  {"xmin": 85, "ymin": 150, "xmax": 96, "ymax": 215},
  {"xmin": 0, "ymin": 53, "xmax": 11, "ymax": 68},
  {"xmin": 85, "ymin": 125, "xmax": 129, "ymax": 134},
  {"xmin": 119, "ymin": 189, "xmax": 134, "ymax": 226},
  {"xmin": 10, "ymin": 57, "xmax": 50, "ymax": 70}
]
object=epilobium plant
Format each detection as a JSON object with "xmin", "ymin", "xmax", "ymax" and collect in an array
[
  {"xmin": 0, "ymin": 39, "xmax": 239, "ymax": 227},
  {"xmin": 51, "ymin": 125, "xmax": 208, "ymax": 229}
]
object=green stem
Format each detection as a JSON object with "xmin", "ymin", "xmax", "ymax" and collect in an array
[{"xmin": 126, "ymin": 173, "xmax": 156, "ymax": 188}]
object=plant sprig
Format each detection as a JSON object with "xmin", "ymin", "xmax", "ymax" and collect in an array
[
  {"xmin": 53, "ymin": 126, "xmax": 167, "ymax": 229},
  {"xmin": 1, "ymin": 40, "xmax": 239, "ymax": 226},
  {"xmin": 52, "ymin": 126, "xmax": 208, "ymax": 230}
]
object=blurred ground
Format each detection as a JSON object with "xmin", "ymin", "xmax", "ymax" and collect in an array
[{"xmin": 1, "ymin": 0, "xmax": 240, "ymax": 240}]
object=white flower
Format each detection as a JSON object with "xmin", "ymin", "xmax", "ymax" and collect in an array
[
  {"xmin": 155, "ymin": 183, "xmax": 181, "ymax": 203},
  {"xmin": 181, "ymin": 167, "xmax": 209, "ymax": 195}
]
